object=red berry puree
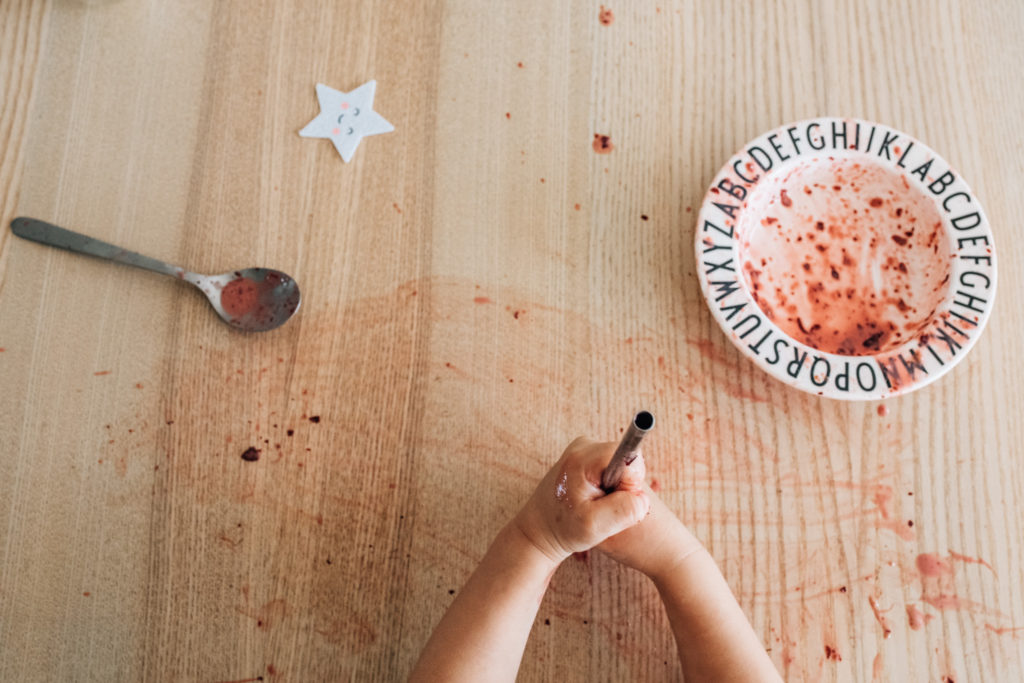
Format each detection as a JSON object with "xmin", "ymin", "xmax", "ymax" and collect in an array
[{"xmin": 738, "ymin": 156, "xmax": 953, "ymax": 356}]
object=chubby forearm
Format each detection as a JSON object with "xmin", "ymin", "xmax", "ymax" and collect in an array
[
  {"xmin": 410, "ymin": 522, "xmax": 558, "ymax": 682},
  {"xmin": 651, "ymin": 548, "xmax": 781, "ymax": 682}
]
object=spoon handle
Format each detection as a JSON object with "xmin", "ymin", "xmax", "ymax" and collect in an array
[{"xmin": 10, "ymin": 217, "xmax": 188, "ymax": 279}]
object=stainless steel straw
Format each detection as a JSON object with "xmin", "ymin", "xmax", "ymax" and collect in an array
[{"xmin": 600, "ymin": 410, "xmax": 655, "ymax": 492}]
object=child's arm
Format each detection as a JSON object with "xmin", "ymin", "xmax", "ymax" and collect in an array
[
  {"xmin": 410, "ymin": 438, "xmax": 650, "ymax": 682},
  {"xmin": 597, "ymin": 448, "xmax": 782, "ymax": 682}
]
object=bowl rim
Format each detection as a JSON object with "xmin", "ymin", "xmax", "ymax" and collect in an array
[{"xmin": 694, "ymin": 116, "xmax": 997, "ymax": 401}]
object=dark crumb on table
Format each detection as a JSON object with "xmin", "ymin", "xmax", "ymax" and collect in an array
[
  {"xmin": 309, "ymin": 415, "xmax": 320, "ymax": 423},
  {"xmin": 241, "ymin": 447, "xmax": 261, "ymax": 461}
]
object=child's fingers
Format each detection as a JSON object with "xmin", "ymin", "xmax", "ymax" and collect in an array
[
  {"xmin": 578, "ymin": 442, "xmax": 646, "ymax": 493},
  {"xmin": 587, "ymin": 489, "xmax": 650, "ymax": 540},
  {"xmin": 615, "ymin": 452, "xmax": 646, "ymax": 491}
]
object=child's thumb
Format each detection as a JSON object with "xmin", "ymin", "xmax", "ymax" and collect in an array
[{"xmin": 589, "ymin": 489, "xmax": 650, "ymax": 540}]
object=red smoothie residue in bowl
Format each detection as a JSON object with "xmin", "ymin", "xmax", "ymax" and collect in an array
[{"xmin": 737, "ymin": 155, "xmax": 953, "ymax": 356}]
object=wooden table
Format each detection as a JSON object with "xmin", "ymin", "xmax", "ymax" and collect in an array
[{"xmin": 2, "ymin": 1, "xmax": 1022, "ymax": 680}]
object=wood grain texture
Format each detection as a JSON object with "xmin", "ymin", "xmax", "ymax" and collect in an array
[{"xmin": 1, "ymin": 0, "xmax": 1022, "ymax": 681}]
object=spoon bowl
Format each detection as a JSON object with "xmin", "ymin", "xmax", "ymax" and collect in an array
[
  {"xmin": 196, "ymin": 268, "xmax": 301, "ymax": 332},
  {"xmin": 10, "ymin": 217, "xmax": 301, "ymax": 332}
]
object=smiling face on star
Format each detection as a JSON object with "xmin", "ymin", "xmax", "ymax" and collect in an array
[
  {"xmin": 300, "ymin": 81, "xmax": 394, "ymax": 162},
  {"xmin": 333, "ymin": 103, "xmax": 361, "ymax": 136}
]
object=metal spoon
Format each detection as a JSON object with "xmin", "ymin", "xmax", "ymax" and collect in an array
[{"xmin": 10, "ymin": 217, "xmax": 301, "ymax": 332}]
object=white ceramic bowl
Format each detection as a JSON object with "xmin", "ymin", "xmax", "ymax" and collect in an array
[{"xmin": 695, "ymin": 117, "xmax": 996, "ymax": 399}]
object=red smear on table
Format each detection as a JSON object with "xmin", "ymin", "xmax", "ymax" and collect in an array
[
  {"xmin": 393, "ymin": 202, "xmax": 403, "ymax": 213},
  {"xmin": 598, "ymin": 5, "xmax": 614, "ymax": 25},
  {"xmin": 984, "ymin": 623, "xmax": 1024, "ymax": 637},
  {"xmin": 824, "ymin": 644, "xmax": 842, "ymax": 661},
  {"xmin": 505, "ymin": 112, "xmax": 511, "ymax": 119},
  {"xmin": 872, "ymin": 652, "xmax": 884, "ymax": 680},
  {"xmin": 593, "ymin": 134, "xmax": 614, "ymax": 153},
  {"xmin": 739, "ymin": 157, "xmax": 952, "ymax": 355},
  {"xmin": 877, "ymin": 404, "xmax": 889, "ymax": 416},
  {"xmin": 236, "ymin": 599, "xmax": 290, "ymax": 631},
  {"xmin": 906, "ymin": 604, "xmax": 934, "ymax": 630},
  {"xmin": 474, "ymin": 296, "xmax": 492, "ymax": 304},
  {"xmin": 82, "ymin": 591, "xmax": 91, "ymax": 597},
  {"xmin": 915, "ymin": 552, "xmax": 1002, "ymax": 615},
  {"xmin": 210, "ymin": 678, "xmax": 263, "ymax": 683},
  {"xmin": 0, "ymin": 348, "xmax": 5, "ymax": 352},
  {"xmin": 93, "ymin": 370, "xmax": 112, "ymax": 376},
  {"xmin": 948, "ymin": 550, "xmax": 996, "ymax": 575},
  {"xmin": 267, "ymin": 664, "xmax": 278, "ymax": 675},
  {"xmin": 574, "ymin": 203, "xmax": 581, "ymax": 211},
  {"xmin": 867, "ymin": 595, "xmax": 893, "ymax": 638},
  {"xmin": 517, "ymin": 61, "xmax": 524, "ymax": 68},
  {"xmin": 241, "ymin": 447, "xmax": 260, "ymax": 461},
  {"xmin": 650, "ymin": 478, "xmax": 661, "ymax": 492},
  {"xmin": 871, "ymin": 484, "xmax": 915, "ymax": 540}
]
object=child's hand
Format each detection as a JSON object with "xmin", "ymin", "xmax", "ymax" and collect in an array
[
  {"xmin": 597, "ymin": 484, "xmax": 701, "ymax": 580},
  {"xmin": 512, "ymin": 437, "xmax": 650, "ymax": 564}
]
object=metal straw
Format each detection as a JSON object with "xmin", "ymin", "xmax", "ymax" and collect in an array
[{"xmin": 600, "ymin": 410, "xmax": 655, "ymax": 492}]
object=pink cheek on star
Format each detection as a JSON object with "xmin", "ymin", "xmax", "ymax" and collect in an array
[
  {"xmin": 332, "ymin": 127, "xmax": 340, "ymax": 136},
  {"xmin": 341, "ymin": 102, "xmax": 350, "ymax": 110}
]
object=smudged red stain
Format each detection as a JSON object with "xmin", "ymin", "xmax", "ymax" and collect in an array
[
  {"xmin": 573, "ymin": 203, "xmax": 581, "ymax": 211},
  {"xmin": 593, "ymin": 134, "xmax": 613, "ymax": 153},
  {"xmin": 685, "ymin": 337, "xmax": 769, "ymax": 403},
  {"xmin": 823, "ymin": 644, "xmax": 841, "ymax": 661},
  {"xmin": 905, "ymin": 604, "xmax": 934, "ymax": 630},
  {"xmin": 877, "ymin": 404, "xmax": 889, "ymax": 416},
  {"xmin": 0, "ymin": 348, "xmax": 5, "ymax": 352},
  {"xmin": 649, "ymin": 478, "xmax": 661, "ymax": 492},
  {"xmin": 517, "ymin": 61, "xmax": 524, "ymax": 68},
  {"xmin": 505, "ymin": 112, "xmax": 511, "ymax": 119},
  {"xmin": 948, "ymin": 550, "xmax": 996, "ymax": 575},
  {"xmin": 314, "ymin": 613, "xmax": 378, "ymax": 649},
  {"xmin": 241, "ymin": 447, "xmax": 260, "ymax": 461},
  {"xmin": 738, "ymin": 157, "xmax": 952, "ymax": 356},
  {"xmin": 983, "ymin": 623, "xmax": 1024, "ymax": 637},
  {"xmin": 915, "ymin": 552, "xmax": 1005, "ymax": 616},
  {"xmin": 82, "ymin": 591, "xmax": 91, "ymax": 597},
  {"xmin": 93, "ymin": 370, "xmax": 112, "ymax": 376},
  {"xmin": 266, "ymin": 664, "xmax": 278, "ymax": 675},
  {"xmin": 867, "ymin": 595, "xmax": 893, "ymax": 638},
  {"xmin": 598, "ymin": 5, "xmax": 614, "ymax": 25},
  {"xmin": 392, "ymin": 202, "xmax": 403, "ymax": 213},
  {"xmin": 236, "ymin": 599, "xmax": 290, "ymax": 631},
  {"xmin": 134, "ymin": 383, "xmax": 144, "ymax": 389},
  {"xmin": 872, "ymin": 652, "xmax": 884, "ymax": 680},
  {"xmin": 870, "ymin": 483, "xmax": 915, "ymax": 540},
  {"xmin": 689, "ymin": 337, "xmax": 734, "ymax": 367},
  {"xmin": 210, "ymin": 677, "xmax": 263, "ymax": 683},
  {"xmin": 473, "ymin": 296, "xmax": 492, "ymax": 304}
]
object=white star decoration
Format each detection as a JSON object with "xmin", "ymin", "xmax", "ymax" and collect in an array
[{"xmin": 299, "ymin": 81, "xmax": 393, "ymax": 162}]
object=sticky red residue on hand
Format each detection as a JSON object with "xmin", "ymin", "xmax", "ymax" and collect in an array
[
  {"xmin": 593, "ymin": 134, "xmax": 614, "ymax": 153},
  {"xmin": 739, "ymin": 157, "xmax": 952, "ymax": 356},
  {"xmin": 598, "ymin": 5, "xmax": 614, "ymax": 25}
]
